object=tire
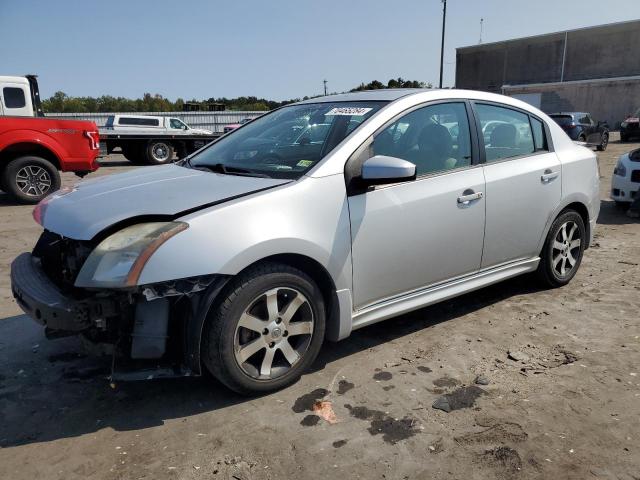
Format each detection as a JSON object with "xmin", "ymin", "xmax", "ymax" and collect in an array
[
  {"xmin": 202, "ymin": 262, "xmax": 325, "ymax": 395},
  {"xmin": 145, "ymin": 141, "xmax": 174, "ymax": 165},
  {"xmin": 121, "ymin": 145, "xmax": 146, "ymax": 165},
  {"xmin": 3, "ymin": 156, "xmax": 61, "ymax": 204},
  {"xmin": 578, "ymin": 134, "xmax": 587, "ymax": 143},
  {"xmin": 620, "ymin": 134, "xmax": 628, "ymax": 143},
  {"xmin": 597, "ymin": 132, "xmax": 609, "ymax": 151},
  {"xmin": 536, "ymin": 210, "xmax": 586, "ymax": 288}
]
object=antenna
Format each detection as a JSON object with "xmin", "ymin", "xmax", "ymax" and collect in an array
[{"xmin": 479, "ymin": 18, "xmax": 484, "ymax": 44}]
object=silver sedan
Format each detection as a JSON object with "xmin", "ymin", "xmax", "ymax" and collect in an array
[{"xmin": 11, "ymin": 89, "xmax": 600, "ymax": 394}]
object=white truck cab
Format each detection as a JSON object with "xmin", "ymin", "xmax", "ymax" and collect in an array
[{"xmin": 0, "ymin": 75, "xmax": 42, "ymax": 117}]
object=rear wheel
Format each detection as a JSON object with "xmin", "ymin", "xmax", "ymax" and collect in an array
[
  {"xmin": 3, "ymin": 156, "xmax": 61, "ymax": 204},
  {"xmin": 597, "ymin": 132, "xmax": 609, "ymax": 151},
  {"xmin": 536, "ymin": 210, "xmax": 586, "ymax": 288},
  {"xmin": 578, "ymin": 134, "xmax": 587, "ymax": 143},
  {"xmin": 145, "ymin": 141, "xmax": 174, "ymax": 165},
  {"xmin": 202, "ymin": 262, "xmax": 325, "ymax": 395}
]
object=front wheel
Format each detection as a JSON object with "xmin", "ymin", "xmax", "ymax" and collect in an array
[
  {"xmin": 3, "ymin": 156, "xmax": 61, "ymax": 204},
  {"xmin": 536, "ymin": 210, "xmax": 586, "ymax": 288},
  {"xmin": 597, "ymin": 132, "xmax": 609, "ymax": 151},
  {"xmin": 202, "ymin": 263, "xmax": 325, "ymax": 395}
]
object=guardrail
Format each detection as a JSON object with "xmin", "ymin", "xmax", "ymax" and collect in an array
[{"xmin": 46, "ymin": 111, "xmax": 266, "ymax": 133}]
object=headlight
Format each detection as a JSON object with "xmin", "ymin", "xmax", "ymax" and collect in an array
[
  {"xmin": 614, "ymin": 158, "xmax": 627, "ymax": 177},
  {"xmin": 75, "ymin": 222, "xmax": 188, "ymax": 288},
  {"xmin": 621, "ymin": 121, "xmax": 628, "ymax": 128}
]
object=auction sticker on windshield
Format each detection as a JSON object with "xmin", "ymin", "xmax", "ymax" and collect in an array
[{"xmin": 325, "ymin": 107, "xmax": 373, "ymax": 116}]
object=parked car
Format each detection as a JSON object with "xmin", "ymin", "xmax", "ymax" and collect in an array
[
  {"xmin": 549, "ymin": 112, "xmax": 609, "ymax": 151},
  {"xmin": 100, "ymin": 114, "xmax": 218, "ymax": 165},
  {"xmin": 0, "ymin": 75, "xmax": 100, "ymax": 203},
  {"xmin": 223, "ymin": 118, "xmax": 253, "ymax": 134},
  {"xmin": 611, "ymin": 147, "xmax": 640, "ymax": 206},
  {"xmin": 620, "ymin": 109, "xmax": 640, "ymax": 142},
  {"xmin": 11, "ymin": 89, "xmax": 600, "ymax": 394}
]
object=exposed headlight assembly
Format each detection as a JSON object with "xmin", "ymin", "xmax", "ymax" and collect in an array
[{"xmin": 75, "ymin": 222, "xmax": 188, "ymax": 288}]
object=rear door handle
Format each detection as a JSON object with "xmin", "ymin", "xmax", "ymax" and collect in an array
[
  {"xmin": 457, "ymin": 191, "xmax": 483, "ymax": 204},
  {"xmin": 541, "ymin": 169, "xmax": 559, "ymax": 183}
]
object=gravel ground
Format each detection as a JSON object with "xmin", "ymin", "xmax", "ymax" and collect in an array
[{"xmin": 0, "ymin": 137, "xmax": 639, "ymax": 480}]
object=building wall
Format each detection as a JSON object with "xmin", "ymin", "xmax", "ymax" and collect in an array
[
  {"xmin": 456, "ymin": 20, "xmax": 640, "ymax": 91},
  {"xmin": 503, "ymin": 79, "xmax": 640, "ymax": 127}
]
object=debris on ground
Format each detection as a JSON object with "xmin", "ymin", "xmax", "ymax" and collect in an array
[
  {"xmin": 474, "ymin": 375, "xmax": 490, "ymax": 385},
  {"xmin": 312, "ymin": 400, "xmax": 338, "ymax": 424}
]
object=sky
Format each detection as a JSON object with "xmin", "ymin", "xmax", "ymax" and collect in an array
[{"xmin": 1, "ymin": 0, "xmax": 639, "ymax": 101}]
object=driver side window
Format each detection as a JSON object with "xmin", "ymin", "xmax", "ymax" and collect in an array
[{"xmin": 372, "ymin": 102, "xmax": 472, "ymax": 176}]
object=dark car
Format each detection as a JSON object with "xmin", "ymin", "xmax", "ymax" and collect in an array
[
  {"xmin": 549, "ymin": 112, "xmax": 609, "ymax": 151},
  {"xmin": 620, "ymin": 108, "xmax": 640, "ymax": 142}
]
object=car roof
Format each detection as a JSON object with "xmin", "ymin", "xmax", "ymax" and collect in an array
[{"xmin": 294, "ymin": 89, "xmax": 427, "ymax": 104}]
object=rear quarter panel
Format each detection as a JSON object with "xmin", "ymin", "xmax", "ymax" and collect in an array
[{"xmin": 0, "ymin": 117, "xmax": 99, "ymax": 171}]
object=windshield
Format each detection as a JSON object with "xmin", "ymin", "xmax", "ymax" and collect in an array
[{"xmin": 187, "ymin": 101, "xmax": 386, "ymax": 179}]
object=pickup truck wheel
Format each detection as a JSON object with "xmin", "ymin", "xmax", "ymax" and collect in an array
[
  {"xmin": 536, "ymin": 210, "xmax": 585, "ymax": 288},
  {"xmin": 202, "ymin": 262, "xmax": 325, "ymax": 395},
  {"xmin": 145, "ymin": 141, "xmax": 174, "ymax": 165},
  {"xmin": 4, "ymin": 156, "xmax": 61, "ymax": 204}
]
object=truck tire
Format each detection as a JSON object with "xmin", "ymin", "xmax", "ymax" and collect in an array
[
  {"xmin": 121, "ymin": 145, "xmax": 146, "ymax": 165},
  {"xmin": 145, "ymin": 141, "xmax": 174, "ymax": 165},
  {"xmin": 3, "ymin": 156, "xmax": 61, "ymax": 204}
]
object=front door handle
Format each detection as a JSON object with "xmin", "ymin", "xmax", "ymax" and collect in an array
[
  {"xmin": 541, "ymin": 169, "xmax": 559, "ymax": 183},
  {"xmin": 457, "ymin": 190, "xmax": 483, "ymax": 204}
]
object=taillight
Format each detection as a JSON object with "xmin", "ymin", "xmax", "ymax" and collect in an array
[{"xmin": 84, "ymin": 130, "xmax": 100, "ymax": 150}]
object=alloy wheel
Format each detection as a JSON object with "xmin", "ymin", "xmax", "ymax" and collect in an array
[
  {"xmin": 552, "ymin": 220, "xmax": 582, "ymax": 277},
  {"xmin": 233, "ymin": 287, "xmax": 314, "ymax": 380},
  {"xmin": 15, "ymin": 165, "xmax": 52, "ymax": 197}
]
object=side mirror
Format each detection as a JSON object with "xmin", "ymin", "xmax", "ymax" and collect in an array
[{"xmin": 361, "ymin": 155, "xmax": 416, "ymax": 185}]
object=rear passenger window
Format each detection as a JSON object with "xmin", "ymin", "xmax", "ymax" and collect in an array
[
  {"xmin": 530, "ymin": 117, "xmax": 547, "ymax": 152},
  {"xmin": 372, "ymin": 102, "xmax": 472, "ymax": 176},
  {"xmin": 475, "ymin": 104, "xmax": 535, "ymax": 162},
  {"xmin": 3, "ymin": 87, "xmax": 26, "ymax": 109}
]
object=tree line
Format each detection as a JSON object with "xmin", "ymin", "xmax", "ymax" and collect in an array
[{"xmin": 42, "ymin": 78, "xmax": 431, "ymax": 113}]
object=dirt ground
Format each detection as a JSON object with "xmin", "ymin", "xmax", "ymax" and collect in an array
[{"xmin": 0, "ymin": 137, "xmax": 639, "ymax": 480}]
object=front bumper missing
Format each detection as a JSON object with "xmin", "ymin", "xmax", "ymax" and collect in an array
[{"xmin": 10, "ymin": 252, "xmax": 118, "ymax": 333}]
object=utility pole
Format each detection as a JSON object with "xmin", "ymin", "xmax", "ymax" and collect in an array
[
  {"xmin": 479, "ymin": 17, "xmax": 484, "ymax": 44},
  {"xmin": 323, "ymin": 79, "xmax": 328, "ymax": 96},
  {"xmin": 439, "ymin": 0, "xmax": 447, "ymax": 89}
]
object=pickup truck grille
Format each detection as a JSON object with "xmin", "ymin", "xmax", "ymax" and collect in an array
[{"xmin": 32, "ymin": 231, "xmax": 93, "ymax": 292}]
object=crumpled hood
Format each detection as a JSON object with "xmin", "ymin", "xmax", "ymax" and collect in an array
[{"xmin": 38, "ymin": 164, "xmax": 290, "ymax": 240}]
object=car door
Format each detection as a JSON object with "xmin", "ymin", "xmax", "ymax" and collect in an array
[
  {"xmin": 585, "ymin": 115, "xmax": 601, "ymax": 144},
  {"xmin": 347, "ymin": 101, "xmax": 486, "ymax": 309},
  {"xmin": 474, "ymin": 102, "xmax": 561, "ymax": 269}
]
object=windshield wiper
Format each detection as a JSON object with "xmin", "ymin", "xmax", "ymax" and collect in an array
[{"xmin": 199, "ymin": 163, "xmax": 271, "ymax": 178}]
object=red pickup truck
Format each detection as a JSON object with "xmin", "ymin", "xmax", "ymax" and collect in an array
[{"xmin": 0, "ymin": 75, "xmax": 100, "ymax": 203}]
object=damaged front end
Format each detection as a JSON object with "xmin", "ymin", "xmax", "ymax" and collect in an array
[{"xmin": 11, "ymin": 230, "xmax": 227, "ymax": 381}]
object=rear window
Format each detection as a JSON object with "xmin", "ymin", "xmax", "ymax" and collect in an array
[
  {"xmin": 3, "ymin": 87, "xmax": 26, "ymax": 109},
  {"xmin": 550, "ymin": 115, "xmax": 573, "ymax": 126},
  {"xmin": 118, "ymin": 117, "xmax": 160, "ymax": 126}
]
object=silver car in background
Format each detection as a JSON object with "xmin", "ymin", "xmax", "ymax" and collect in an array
[{"xmin": 11, "ymin": 89, "xmax": 600, "ymax": 394}]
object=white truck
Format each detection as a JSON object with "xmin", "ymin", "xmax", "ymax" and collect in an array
[{"xmin": 100, "ymin": 114, "xmax": 221, "ymax": 165}]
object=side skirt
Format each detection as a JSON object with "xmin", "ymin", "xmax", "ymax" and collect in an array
[{"xmin": 351, "ymin": 257, "xmax": 540, "ymax": 332}]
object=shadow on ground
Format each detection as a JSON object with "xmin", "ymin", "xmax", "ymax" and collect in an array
[{"xmin": 0, "ymin": 274, "xmax": 541, "ymax": 448}]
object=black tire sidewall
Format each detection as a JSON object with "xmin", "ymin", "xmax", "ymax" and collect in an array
[
  {"xmin": 4, "ymin": 156, "xmax": 61, "ymax": 204},
  {"xmin": 539, "ymin": 210, "xmax": 586, "ymax": 287},
  {"xmin": 203, "ymin": 264, "xmax": 326, "ymax": 395}
]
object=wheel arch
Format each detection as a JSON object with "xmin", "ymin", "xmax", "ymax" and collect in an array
[
  {"xmin": 0, "ymin": 142, "xmax": 62, "ymax": 170},
  {"xmin": 188, "ymin": 253, "xmax": 346, "ymax": 375},
  {"xmin": 539, "ymin": 198, "xmax": 592, "ymax": 254}
]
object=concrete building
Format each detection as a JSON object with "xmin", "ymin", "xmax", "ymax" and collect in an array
[{"xmin": 455, "ymin": 19, "xmax": 640, "ymax": 127}]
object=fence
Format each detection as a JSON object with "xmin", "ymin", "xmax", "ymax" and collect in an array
[{"xmin": 46, "ymin": 111, "xmax": 266, "ymax": 133}]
